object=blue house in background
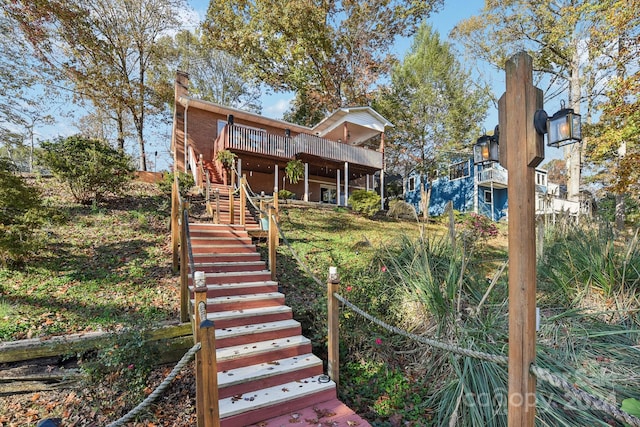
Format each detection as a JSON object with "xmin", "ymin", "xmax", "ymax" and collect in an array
[
  {"xmin": 403, "ymin": 157, "xmax": 591, "ymax": 222},
  {"xmin": 404, "ymin": 158, "xmax": 511, "ymax": 221}
]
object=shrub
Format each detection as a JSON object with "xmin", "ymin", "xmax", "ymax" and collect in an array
[
  {"xmin": 348, "ymin": 190, "xmax": 380, "ymax": 218},
  {"xmin": 0, "ymin": 157, "xmax": 43, "ymax": 266},
  {"xmin": 278, "ymin": 189, "xmax": 295, "ymax": 200},
  {"xmin": 39, "ymin": 135, "xmax": 134, "ymax": 204},
  {"xmin": 457, "ymin": 212, "xmax": 498, "ymax": 254},
  {"xmin": 157, "ymin": 171, "xmax": 194, "ymax": 198}
]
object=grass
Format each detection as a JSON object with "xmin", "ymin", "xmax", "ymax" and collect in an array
[{"xmin": 0, "ymin": 177, "xmax": 178, "ymax": 342}]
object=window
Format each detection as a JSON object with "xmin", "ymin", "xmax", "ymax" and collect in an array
[
  {"xmin": 408, "ymin": 176, "xmax": 416, "ymax": 192},
  {"xmin": 449, "ymin": 161, "xmax": 470, "ymax": 180},
  {"xmin": 484, "ymin": 190, "xmax": 492, "ymax": 203},
  {"xmin": 536, "ymin": 171, "xmax": 547, "ymax": 186}
]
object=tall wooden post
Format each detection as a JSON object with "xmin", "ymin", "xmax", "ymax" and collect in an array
[
  {"xmin": 180, "ymin": 204, "xmax": 190, "ymax": 323},
  {"xmin": 240, "ymin": 175, "xmax": 246, "ymax": 226},
  {"xmin": 500, "ymin": 51, "xmax": 544, "ymax": 427},
  {"xmin": 268, "ymin": 206, "xmax": 277, "ymax": 281},
  {"xmin": 193, "ymin": 273, "xmax": 208, "ymax": 427},
  {"xmin": 327, "ymin": 266, "xmax": 340, "ymax": 387},
  {"xmin": 171, "ymin": 179, "xmax": 180, "ymax": 273},
  {"xmin": 229, "ymin": 180, "xmax": 235, "ymax": 225}
]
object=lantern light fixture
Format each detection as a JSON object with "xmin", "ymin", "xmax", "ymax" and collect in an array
[
  {"xmin": 473, "ymin": 126, "xmax": 499, "ymax": 165},
  {"xmin": 534, "ymin": 101, "xmax": 582, "ymax": 148}
]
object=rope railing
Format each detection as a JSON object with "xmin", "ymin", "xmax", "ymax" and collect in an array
[
  {"xmin": 105, "ymin": 343, "xmax": 201, "ymax": 427},
  {"xmin": 268, "ymin": 213, "xmax": 640, "ymax": 427}
]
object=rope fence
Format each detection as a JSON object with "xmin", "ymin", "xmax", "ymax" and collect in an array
[{"xmin": 105, "ymin": 343, "xmax": 201, "ymax": 427}]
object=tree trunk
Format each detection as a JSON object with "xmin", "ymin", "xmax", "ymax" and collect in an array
[{"xmin": 565, "ymin": 47, "xmax": 582, "ymax": 204}]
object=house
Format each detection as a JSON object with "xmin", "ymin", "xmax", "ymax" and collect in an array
[
  {"xmin": 404, "ymin": 159, "xmax": 590, "ymax": 221},
  {"xmin": 171, "ymin": 71, "xmax": 392, "ymax": 207}
]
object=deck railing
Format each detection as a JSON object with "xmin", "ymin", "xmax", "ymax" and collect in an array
[
  {"xmin": 223, "ymin": 125, "xmax": 383, "ymax": 169},
  {"xmin": 477, "ymin": 167, "xmax": 508, "ymax": 187}
]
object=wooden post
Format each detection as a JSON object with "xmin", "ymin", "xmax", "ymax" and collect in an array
[
  {"xmin": 500, "ymin": 51, "xmax": 544, "ymax": 427},
  {"xmin": 194, "ymin": 275, "xmax": 207, "ymax": 427},
  {"xmin": 268, "ymin": 206, "xmax": 276, "ymax": 281},
  {"xmin": 240, "ymin": 175, "xmax": 246, "ymax": 226},
  {"xmin": 214, "ymin": 189, "xmax": 220, "ymax": 224},
  {"xmin": 171, "ymin": 179, "xmax": 180, "ymax": 273},
  {"xmin": 194, "ymin": 274, "xmax": 219, "ymax": 427},
  {"xmin": 228, "ymin": 187, "xmax": 235, "ymax": 226},
  {"xmin": 327, "ymin": 266, "xmax": 340, "ymax": 387},
  {"xmin": 199, "ymin": 319, "xmax": 220, "ymax": 427},
  {"xmin": 180, "ymin": 204, "xmax": 190, "ymax": 323}
]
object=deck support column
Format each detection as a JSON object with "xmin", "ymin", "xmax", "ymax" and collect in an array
[
  {"xmin": 344, "ymin": 162, "xmax": 349, "ymax": 206},
  {"xmin": 274, "ymin": 164, "xmax": 279, "ymax": 196},
  {"xmin": 336, "ymin": 170, "xmax": 341, "ymax": 206},
  {"xmin": 304, "ymin": 163, "xmax": 309, "ymax": 202}
]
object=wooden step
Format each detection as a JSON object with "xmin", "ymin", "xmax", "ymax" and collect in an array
[
  {"xmin": 196, "ymin": 292, "xmax": 285, "ymax": 312},
  {"xmin": 204, "ymin": 305, "xmax": 292, "ymax": 329},
  {"xmin": 188, "ymin": 271, "xmax": 272, "ymax": 285},
  {"xmin": 190, "ymin": 236, "xmax": 253, "ymax": 245},
  {"xmin": 191, "ymin": 244, "xmax": 256, "ymax": 254},
  {"xmin": 256, "ymin": 398, "xmax": 371, "ymax": 427},
  {"xmin": 191, "ymin": 252, "xmax": 262, "ymax": 263},
  {"xmin": 214, "ymin": 319, "xmax": 301, "ymax": 348},
  {"xmin": 192, "ymin": 260, "xmax": 267, "ymax": 273},
  {"xmin": 219, "ymin": 375, "xmax": 336, "ymax": 427},
  {"xmin": 189, "ymin": 281, "xmax": 278, "ymax": 298},
  {"xmin": 217, "ymin": 354, "xmax": 323, "ymax": 399},
  {"xmin": 189, "ymin": 229, "xmax": 249, "ymax": 238},
  {"xmin": 216, "ymin": 335, "xmax": 312, "ymax": 371}
]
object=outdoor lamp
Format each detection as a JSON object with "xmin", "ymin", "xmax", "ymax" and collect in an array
[
  {"xmin": 474, "ymin": 129, "xmax": 499, "ymax": 165},
  {"xmin": 534, "ymin": 101, "xmax": 582, "ymax": 148}
]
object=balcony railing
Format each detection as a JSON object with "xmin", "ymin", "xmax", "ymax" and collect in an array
[
  {"xmin": 477, "ymin": 167, "xmax": 508, "ymax": 187},
  {"xmin": 223, "ymin": 125, "xmax": 383, "ymax": 169}
]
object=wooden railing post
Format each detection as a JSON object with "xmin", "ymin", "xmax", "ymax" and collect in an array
[
  {"xmin": 229, "ymin": 169, "xmax": 236, "ymax": 224},
  {"xmin": 194, "ymin": 274, "xmax": 219, "ymax": 427},
  {"xmin": 171, "ymin": 179, "xmax": 180, "ymax": 273},
  {"xmin": 240, "ymin": 175, "xmax": 246, "ymax": 226},
  {"xmin": 268, "ymin": 206, "xmax": 276, "ymax": 281},
  {"xmin": 179, "ymin": 204, "xmax": 190, "ymax": 323},
  {"xmin": 200, "ymin": 320, "xmax": 220, "ymax": 427},
  {"xmin": 327, "ymin": 266, "xmax": 340, "ymax": 387},
  {"xmin": 214, "ymin": 189, "xmax": 220, "ymax": 224}
]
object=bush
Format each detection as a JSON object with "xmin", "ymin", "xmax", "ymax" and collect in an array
[
  {"xmin": 157, "ymin": 171, "xmax": 194, "ymax": 198},
  {"xmin": 0, "ymin": 157, "xmax": 43, "ymax": 266},
  {"xmin": 348, "ymin": 190, "xmax": 380, "ymax": 218},
  {"xmin": 39, "ymin": 135, "xmax": 134, "ymax": 204},
  {"xmin": 278, "ymin": 189, "xmax": 295, "ymax": 200}
]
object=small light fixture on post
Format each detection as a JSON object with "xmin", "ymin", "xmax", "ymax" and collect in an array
[
  {"xmin": 534, "ymin": 101, "xmax": 582, "ymax": 148},
  {"xmin": 473, "ymin": 126, "xmax": 499, "ymax": 165}
]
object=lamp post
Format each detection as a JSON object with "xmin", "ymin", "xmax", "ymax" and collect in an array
[{"xmin": 499, "ymin": 52, "xmax": 582, "ymax": 427}]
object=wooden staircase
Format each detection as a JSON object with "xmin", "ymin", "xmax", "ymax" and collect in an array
[{"xmin": 187, "ymin": 189, "xmax": 369, "ymax": 426}]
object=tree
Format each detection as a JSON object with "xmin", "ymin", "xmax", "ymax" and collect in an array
[
  {"xmin": 150, "ymin": 30, "xmax": 261, "ymax": 113},
  {"xmin": 451, "ymin": 0, "xmax": 605, "ymax": 204},
  {"xmin": 39, "ymin": 135, "xmax": 134, "ymax": 204},
  {"xmin": 202, "ymin": 0, "xmax": 442, "ymax": 125},
  {"xmin": 375, "ymin": 24, "xmax": 489, "ymax": 218},
  {"xmin": 0, "ymin": 157, "xmax": 43, "ymax": 266},
  {"xmin": 5, "ymin": 0, "xmax": 186, "ymax": 170},
  {"xmin": 583, "ymin": 0, "xmax": 640, "ymax": 229}
]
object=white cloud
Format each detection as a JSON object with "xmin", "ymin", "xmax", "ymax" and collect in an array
[{"xmin": 263, "ymin": 96, "xmax": 293, "ymax": 120}]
